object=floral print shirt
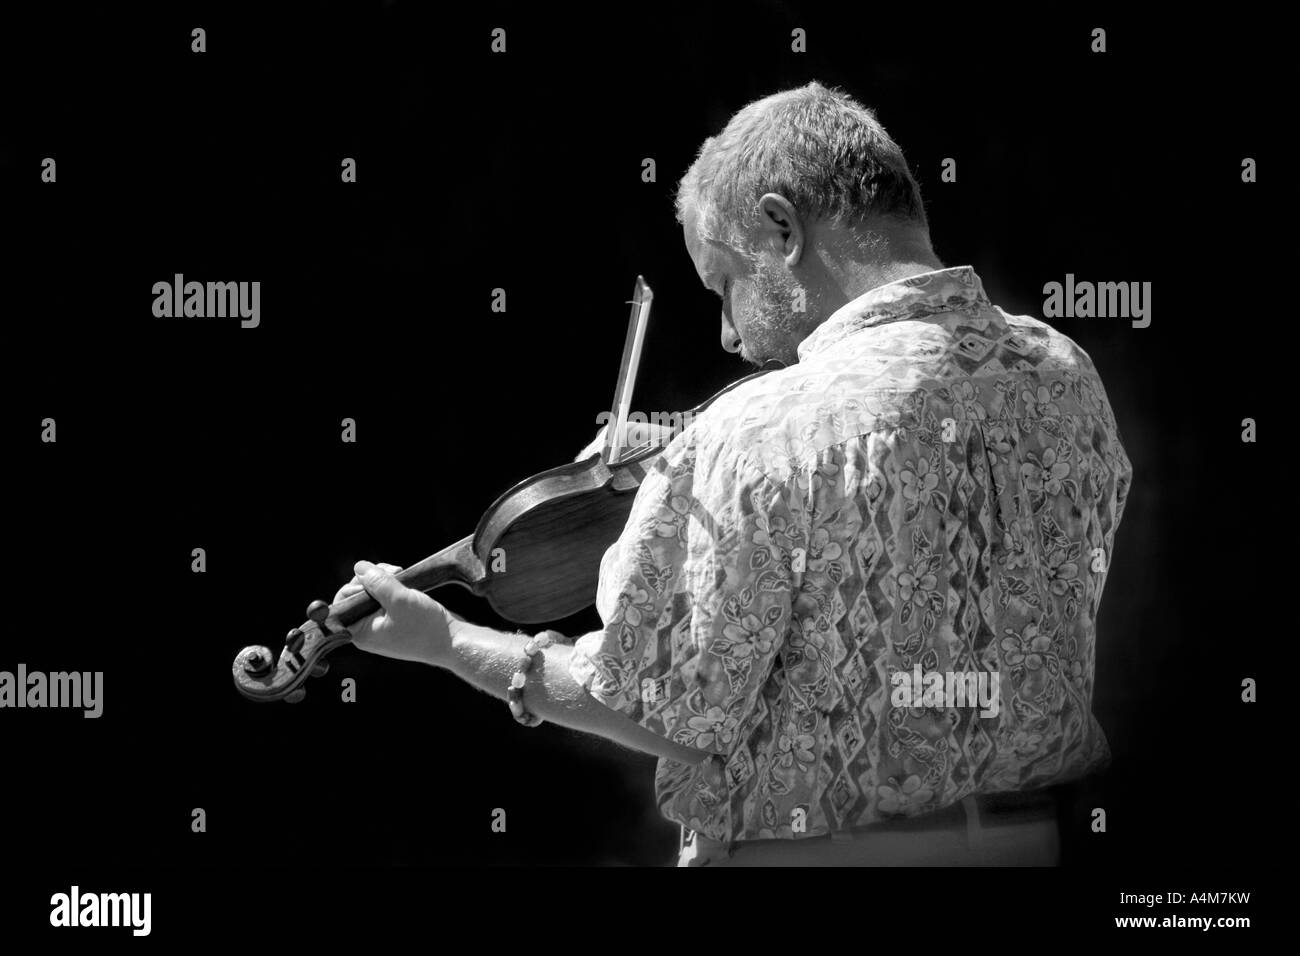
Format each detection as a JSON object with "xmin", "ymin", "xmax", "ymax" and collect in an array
[{"xmin": 568, "ymin": 266, "xmax": 1132, "ymax": 843}]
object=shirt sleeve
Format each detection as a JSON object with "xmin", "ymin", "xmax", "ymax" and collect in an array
[{"xmin": 567, "ymin": 442, "xmax": 798, "ymax": 757}]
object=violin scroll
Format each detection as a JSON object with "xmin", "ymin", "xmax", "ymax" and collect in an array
[{"xmin": 232, "ymin": 598, "xmax": 353, "ymax": 703}]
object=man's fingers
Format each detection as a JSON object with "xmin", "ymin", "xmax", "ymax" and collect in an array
[
  {"xmin": 334, "ymin": 573, "xmax": 365, "ymax": 604},
  {"xmin": 335, "ymin": 564, "xmax": 402, "ymax": 601},
  {"xmin": 578, "ymin": 421, "xmax": 677, "ymax": 463},
  {"xmin": 353, "ymin": 560, "xmax": 405, "ymax": 609},
  {"xmin": 575, "ymin": 425, "xmax": 607, "ymax": 463}
]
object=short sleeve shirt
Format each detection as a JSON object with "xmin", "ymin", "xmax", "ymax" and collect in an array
[{"xmin": 568, "ymin": 266, "xmax": 1133, "ymax": 842}]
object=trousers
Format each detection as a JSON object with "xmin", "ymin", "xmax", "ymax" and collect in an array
[{"xmin": 676, "ymin": 789, "xmax": 1062, "ymax": 867}]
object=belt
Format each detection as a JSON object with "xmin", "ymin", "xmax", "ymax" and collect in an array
[
  {"xmin": 850, "ymin": 787, "xmax": 1059, "ymax": 835},
  {"xmin": 680, "ymin": 786, "xmax": 1061, "ymax": 856}
]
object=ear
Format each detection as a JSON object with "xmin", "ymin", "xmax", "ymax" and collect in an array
[{"xmin": 756, "ymin": 193, "xmax": 805, "ymax": 267}]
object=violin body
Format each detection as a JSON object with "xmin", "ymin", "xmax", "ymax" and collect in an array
[{"xmin": 468, "ymin": 450, "xmax": 659, "ymax": 621}]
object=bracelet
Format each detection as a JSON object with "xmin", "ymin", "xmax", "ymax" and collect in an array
[{"xmin": 506, "ymin": 631, "xmax": 558, "ymax": 727}]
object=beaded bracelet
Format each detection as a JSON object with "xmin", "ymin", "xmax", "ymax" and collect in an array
[{"xmin": 506, "ymin": 631, "xmax": 557, "ymax": 727}]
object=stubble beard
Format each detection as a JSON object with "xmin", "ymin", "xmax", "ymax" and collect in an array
[{"xmin": 738, "ymin": 256, "xmax": 815, "ymax": 368}]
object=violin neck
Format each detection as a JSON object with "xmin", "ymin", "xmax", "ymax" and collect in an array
[
  {"xmin": 329, "ymin": 534, "xmax": 483, "ymax": 627},
  {"xmin": 397, "ymin": 533, "xmax": 484, "ymax": 595}
]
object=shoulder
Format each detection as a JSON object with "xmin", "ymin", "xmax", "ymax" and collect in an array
[
  {"xmin": 634, "ymin": 368, "xmax": 804, "ymax": 510},
  {"xmin": 684, "ymin": 362, "xmax": 879, "ymax": 488},
  {"xmin": 991, "ymin": 304, "xmax": 1101, "ymax": 377}
]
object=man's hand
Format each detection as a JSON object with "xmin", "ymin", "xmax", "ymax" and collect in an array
[
  {"xmin": 332, "ymin": 560, "xmax": 453, "ymax": 668},
  {"xmin": 573, "ymin": 420, "xmax": 680, "ymax": 463}
]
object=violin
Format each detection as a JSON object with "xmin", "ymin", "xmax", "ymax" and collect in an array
[{"xmin": 231, "ymin": 277, "xmax": 779, "ymax": 703}]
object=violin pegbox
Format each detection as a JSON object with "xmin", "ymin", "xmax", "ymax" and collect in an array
[{"xmin": 231, "ymin": 598, "xmax": 352, "ymax": 703}]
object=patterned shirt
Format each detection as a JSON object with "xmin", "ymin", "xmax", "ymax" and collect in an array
[{"xmin": 568, "ymin": 266, "xmax": 1132, "ymax": 843}]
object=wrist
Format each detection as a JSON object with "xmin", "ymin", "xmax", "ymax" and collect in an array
[{"xmin": 437, "ymin": 615, "xmax": 472, "ymax": 672}]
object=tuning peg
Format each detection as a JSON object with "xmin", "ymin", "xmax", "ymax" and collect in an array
[
  {"xmin": 242, "ymin": 648, "xmax": 271, "ymax": 678},
  {"xmin": 306, "ymin": 600, "xmax": 331, "ymax": 633},
  {"xmin": 311, "ymin": 662, "xmax": 330, "ymax": 678},
  {"xmin": 285, "ymin": 628, "xmax": 306, "ymax": 657},
  {"xmin": 285, "ymin": 688, "xmax": 307, "ymax": 704}
]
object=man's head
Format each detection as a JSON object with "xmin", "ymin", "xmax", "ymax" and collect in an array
[{"xmin": 677, "ymin": 81, "xmax": 940, "ymax": 366}]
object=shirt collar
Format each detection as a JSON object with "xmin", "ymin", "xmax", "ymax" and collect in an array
[{"xmin": 796, "ymin": 265, "xmax": 991, "ymax": 361}]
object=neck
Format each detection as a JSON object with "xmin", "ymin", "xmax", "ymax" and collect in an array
[
  {"xmin": 812, "ymin": 224, "xmax": 944, "ymax": 316},
  {"xmin": 848, "ymin": 258, "xmax": 944, "ymax": 298}
]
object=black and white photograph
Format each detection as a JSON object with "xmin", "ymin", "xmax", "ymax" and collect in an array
[{"xmin": 1, "ymin": 0, "xmax": 1274, "ymax": 940}]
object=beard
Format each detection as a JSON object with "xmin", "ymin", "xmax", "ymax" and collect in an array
[{"xmin": 736, "ymin": 255, "xmax": 815, "ymax": 368}]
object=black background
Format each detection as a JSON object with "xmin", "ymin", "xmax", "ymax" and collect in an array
[{"xmin": 0, "ymin": 0, "xmax": 1276, "ymax": 937}]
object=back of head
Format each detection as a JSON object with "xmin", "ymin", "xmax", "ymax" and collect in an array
[{"xmin": 675, "ymin": 81, "xmax": 929, "ymax": 250}]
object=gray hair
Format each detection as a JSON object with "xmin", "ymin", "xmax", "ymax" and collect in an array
[{"xmin": 675, "ymin": 81, "xmax": 928, "ymax": 249}]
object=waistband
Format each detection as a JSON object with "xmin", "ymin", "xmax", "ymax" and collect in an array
[{"xmin": 681, "ymin": 786, "xmax": 1062, "ymax": 856}]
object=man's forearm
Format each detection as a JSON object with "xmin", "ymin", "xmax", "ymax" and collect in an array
[{"xmin": 441, "ymin": 620, "xmax": 709, "ymax": 767}]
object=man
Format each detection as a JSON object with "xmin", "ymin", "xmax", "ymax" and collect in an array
[{"xmin": 337, "ymin": 81, "xmax": 1132, "ymax": 866}]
